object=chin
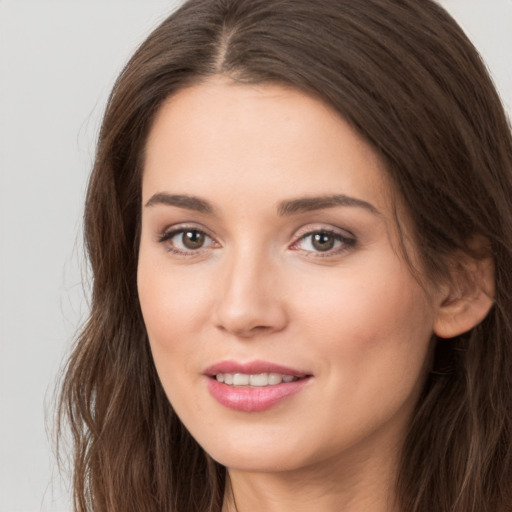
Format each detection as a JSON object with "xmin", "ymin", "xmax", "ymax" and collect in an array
[
  {"xmin": 209, "ymin": 445, "xmax": 305, "ymax": 473},
  {"xmin": 189, "ymin": 423, "xmax": 329, "ymax": 474}
]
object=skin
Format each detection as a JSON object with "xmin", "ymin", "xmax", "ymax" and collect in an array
[{"xmin": 137, "ymin": 78, "xmax": 446, "ymax": 512}]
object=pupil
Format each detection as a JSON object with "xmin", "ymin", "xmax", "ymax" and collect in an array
[
  {"xmin": 312, "ymin": 233, "xmax": 335, "ymax": 251},
  {"xmin": 183, "ymin": 230, "xmax": 205, "ymax": 249}
]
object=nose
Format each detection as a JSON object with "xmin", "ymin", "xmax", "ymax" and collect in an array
[{"xmin": 212, "ymin": 249, "xmax": 288, "ymax": 338}]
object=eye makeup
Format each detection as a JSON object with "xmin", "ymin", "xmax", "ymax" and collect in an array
[
  {"xmin": 157, "ymin": 224, "xmax": 218, "ymax": 256},
  {"xmin": 156, "ymin": 221, "xmax": 357, "ymax": 260},
  {"xmin": 290, "ymin": 228, "xmax": 356, "ymax": 257}
]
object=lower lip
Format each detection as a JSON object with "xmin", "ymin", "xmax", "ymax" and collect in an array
[{"xmin": 206, "ymin": 377, "xmax": 310, "ymax": 412}]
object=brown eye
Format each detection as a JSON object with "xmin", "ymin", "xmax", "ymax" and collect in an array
[
  {"xmin": 159, "ymin": 227, "xmax": 215, "ymax": 254},
  {"xmin": 311, "ymin": 232, "xmax": 336, "ymax": 251},
  {"xmin": 292, "ymin": 229, "xmax": 355, "ymax": 256},
  {"xmin": 181, "ymin": 230, "xmax": 205, "ymax": 249}
]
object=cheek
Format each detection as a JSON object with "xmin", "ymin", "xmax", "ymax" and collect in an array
[
  {"xmin": 137, "ymin": 255, "xmax": 211, "ymax": 371},
  {"xmin": 288, "ymin": 264, "xmax": 436, "ymax": 449},
  {"xmin": 137, "ymin": 262, "xmax": 212, "ymax": 417},
  {"xmin": 138, "ymin": 247, "xmax": 212, "ymax": 327},
  {"xmin": 292, "ymin": 256, "xmax": 436, "ymax": 384}
]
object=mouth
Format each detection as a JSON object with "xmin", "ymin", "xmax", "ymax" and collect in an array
[
  {"xmin": 204, "ymin": 361, "xmax": 312, "ymax": 412},
  {"xmin": 214, "ymin": 372, "xmax": 301, "ymax": 387}
]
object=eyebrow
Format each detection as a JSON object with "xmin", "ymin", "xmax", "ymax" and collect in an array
[
  {"xmin": 144, "ymin": 192, "xmax": 380, "ymax": 216},
  {"xmin": 145, "ymin": 193, "xmax": 213, "ymax": 213},
  {"xmin": 277, "ymin": 194, "xmax": 380, "ymax": 216}
]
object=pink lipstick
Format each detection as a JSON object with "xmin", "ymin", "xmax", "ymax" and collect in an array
[{"xmin": 204, "ymin": 360, "xmax": 312, "ymax": 412}]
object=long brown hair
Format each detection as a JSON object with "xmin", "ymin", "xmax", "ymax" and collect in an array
[{"xmin": 58, "ymin": 1, "xmax": 512, "ymax": 511}]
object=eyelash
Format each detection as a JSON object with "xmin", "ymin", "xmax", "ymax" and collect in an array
[
  {"xmin": 290, "ymin": 229, "xmax": 356, "ymax": 257},
  {"xmin": 158, "ymin": 226, "xmax": 217, "ymax": 256},
  {"xmin": 157, "ymin": 225, "xmax": 356, "ymax": 257}
]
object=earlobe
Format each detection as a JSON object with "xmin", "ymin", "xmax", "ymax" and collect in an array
[{"xmin": 433, "ymin": 254, "xmax": 495, "ymax": 339}]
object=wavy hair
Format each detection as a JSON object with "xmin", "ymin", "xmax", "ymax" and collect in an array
[{"xmin": 58, "ymin": 1, "xmax": 512, "ymax": 511}]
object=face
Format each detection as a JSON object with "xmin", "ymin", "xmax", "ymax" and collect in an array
[{"xmin": 137, "ymin": 79, "xmax": 440, "ymax": 477}]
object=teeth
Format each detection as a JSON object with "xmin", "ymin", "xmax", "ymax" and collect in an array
[
  {"xmin": 268, "ymin": 373, "xmax": 282, "ymax": 385},
  {"xmin": 250, "ymin": 373, "xmax": 269, "ymax": 386},
  {"xmin": 215, "ymin": 372, "xmax": 299, "ymax": 387},
  {"xmin": 233, "ymin": 373, "xmax": 250, "ymax": 386}
]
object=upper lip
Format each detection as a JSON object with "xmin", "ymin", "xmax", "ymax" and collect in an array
[{"xmin": 203, "ymin": 360, "xmax": 311, "ymax": 377}]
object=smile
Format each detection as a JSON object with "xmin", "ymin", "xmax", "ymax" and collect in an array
[
  {"xmin": 215, "ymin": 373, "xmax": 299, "ymax": 387},
  {"xmin": 204, "ymin": 361, "xmax": 312, "ymax": 412}
]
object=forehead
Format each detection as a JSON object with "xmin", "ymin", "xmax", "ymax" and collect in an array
[{"xmin": 142, "ymin": 78, "xmax": 393, "ymax": 214}]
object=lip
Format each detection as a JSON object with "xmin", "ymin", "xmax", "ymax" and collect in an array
[
  {"xmin": 204, "ymin": 360, "xmax": 312, "ymax": 412},
  {"xmin": 203, "ymin": 360, "xmax": 310, "ymax": 377}
]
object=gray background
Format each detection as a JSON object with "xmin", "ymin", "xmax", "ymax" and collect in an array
[{"xmin": 0, "ymin": 1, "xmax": 511, "ymax": 511}]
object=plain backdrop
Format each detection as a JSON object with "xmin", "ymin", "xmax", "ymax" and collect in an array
[{"xmin": 0, "ymin": 1, "xmax": 511, "ymax": 511}]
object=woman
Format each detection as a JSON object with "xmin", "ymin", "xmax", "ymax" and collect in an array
[{"xmin": 58, "ymin": 0, "xmax": 512, "ymax": 511}]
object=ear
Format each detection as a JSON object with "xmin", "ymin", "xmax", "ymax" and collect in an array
[{"xmin": 433, "ymin": 250, "xmax": 495, "ymax": 339}]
